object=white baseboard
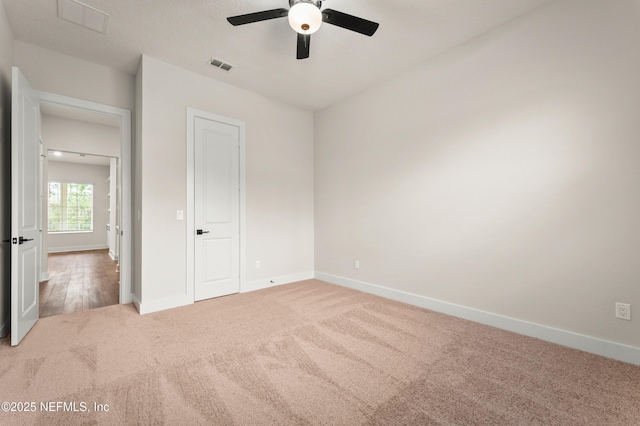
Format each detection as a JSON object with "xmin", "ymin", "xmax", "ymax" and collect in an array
[
  {"xmin": 135, "ymin": 293, "xmax": 192, "ymax": 315},
  {"xmin": 48, "ymin": 244, "xmax": 109, "ymax": 253},
  {"xmin": 243, "ymin": 271, "xmax": 315, "ymax": 293},
  {"xmin": 40, "ymin": 271, "xmax": 49, "ymax": 282},
  {"xmin": 134, "ymin": 271, "xmax": 314, "ymax": 315},
  {"xmin": 0, "ymin": 317, "xmax": 9, "ymax": 339},
  {"xmin": 108, "ymin": 250, "xmax": 118, "ymax": 261},
  {"xmin": 315, "ymin": 272, "xmax": 640, "ymax": 366}
]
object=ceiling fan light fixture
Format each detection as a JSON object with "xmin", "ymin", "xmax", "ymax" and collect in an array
[{"xmin": 288, "ymin": 2, "xmax": 322, "ymax": 34}]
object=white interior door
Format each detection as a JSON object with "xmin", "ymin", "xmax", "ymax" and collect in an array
[
  {"xmin": 11, "ymin": 67, "xmax": 41, "ymax": 346},
  {"xmin": 194, "ymin": 116, "xmax": 240, "ymax": 301}
]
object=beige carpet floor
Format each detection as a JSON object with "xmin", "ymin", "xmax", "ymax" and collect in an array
[{"xmin": 0, "ymin": 279, "xmax": 638, "ymax": 425}]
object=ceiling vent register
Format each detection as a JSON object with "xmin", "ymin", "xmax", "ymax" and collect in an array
[
  {"xmin": 57, "ymin": 0, "xmax": 109, "ymax": 34},
  {"xmin": 209, "ymin": 58, "xmax": 233, "ymax": 72}
]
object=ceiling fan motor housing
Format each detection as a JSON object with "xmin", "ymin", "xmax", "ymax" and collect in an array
[{"xmin": 288, "ymin": 0, "xmax": 323, "ymax": 34}]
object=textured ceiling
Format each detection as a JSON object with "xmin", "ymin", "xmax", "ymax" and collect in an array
[{"xmin": 3, "ymin": 0, "xmax": 552, "ymax": 111}]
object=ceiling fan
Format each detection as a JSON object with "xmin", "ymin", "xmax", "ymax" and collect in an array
[{"xmin": 227, "ymin": 0, "xmax": 379, "ymax": 60}]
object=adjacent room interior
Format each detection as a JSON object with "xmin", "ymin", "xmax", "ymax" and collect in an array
[
  {"xmin": 0, "ymin": 0, "xmax": 638, "ymax": 424},
  {"xmin": 39, "ymin": 104, "xmax": 122, "ymax": 318}
]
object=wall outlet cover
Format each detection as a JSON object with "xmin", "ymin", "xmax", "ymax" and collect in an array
[{"xmin": 615, "ymin": 302, "xmax": 631, "ymax": 320}]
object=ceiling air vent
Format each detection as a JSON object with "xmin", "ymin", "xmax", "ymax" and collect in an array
[
  {"xmin": 209, "ymin": 58, "xmax": 233, "ymax": 72},
  {"xmin": 57, "ymin": 0, "xmax": 109, "ymax": 34}
]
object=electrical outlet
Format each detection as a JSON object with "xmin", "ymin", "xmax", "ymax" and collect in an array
[
  {"xmin": 354, "ymin": 260, "xmax": 360, "ymax": 270},
  {"xmin": 615, "ymin": 303, "xmax": 631, "ymax": 320},
  {"xmin": 255, "ymin": 261, "xmax": 260, "ymax": 269}
]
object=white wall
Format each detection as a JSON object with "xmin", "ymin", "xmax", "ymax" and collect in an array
[
  {"xmin": 138, "ymin": 55, "xmax": 314, "ymax": 306},
  {"xmin": 13, "ymin": 41, "xmax": 134, "ymax": 111},
  {"xmin": 0, "ymin": 0, "xmax": 14, "ymax": 338},
  {"xmin": 47, "ymin": 162, "xmax": 109, "ymax": 252},
  {"xmin": 315, "ymin": 0, "xmax": 640, "ymax": 349},
  {"xmin": 41, "ymin": 115, "xmax": 120, "ymax": 158}
]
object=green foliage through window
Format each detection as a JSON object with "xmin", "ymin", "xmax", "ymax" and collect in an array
[{"xmin": 48, "ymin": 181, "xmax": 93, "ymax": 232}]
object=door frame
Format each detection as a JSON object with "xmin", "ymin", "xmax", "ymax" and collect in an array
[
  {"xmin": 186, "ymin": 108, "xmax": 246, "ymax": 302},
  {"xmin": 38, "ymin": 91, "xmax": 133, "ymax": 304}
]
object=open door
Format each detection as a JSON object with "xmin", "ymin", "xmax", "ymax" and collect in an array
[{"xmin": 11, "ymin": 67, "xmax": 41, "ymax": 346}]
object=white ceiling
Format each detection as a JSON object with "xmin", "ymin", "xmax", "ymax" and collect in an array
[{"xmin": 3, "ymin": 0, "xmax": 552, "ymax": 111}]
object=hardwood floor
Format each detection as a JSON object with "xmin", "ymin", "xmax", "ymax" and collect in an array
[{"xmin": 40, "ymin": 249, "xmax": 119, "ymax": 318}]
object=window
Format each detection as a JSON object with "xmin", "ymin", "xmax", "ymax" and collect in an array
[{"xmin": 48, "ymin": 181, "xmax": 94, "ymax": 232}]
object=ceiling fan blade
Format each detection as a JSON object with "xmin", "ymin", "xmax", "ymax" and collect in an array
[
  {"xmin": 227, "ymin": 8, "xmax": 289, "ymax": 26},
  {"xmin": 297, "ymin": 33, "xmax": 311, "ymax": 60},
  {"xmin": 321, "ymin": 9, "xmax": 379, "ymax": 36}
]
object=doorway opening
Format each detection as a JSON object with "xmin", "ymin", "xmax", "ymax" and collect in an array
[
  {"xmin": 41, "ymin": 149, "xmax": 120, "ymax": 317},
  {"xmin": 37, "ymin": 91, "xmax": 132, "ymax": 308}
]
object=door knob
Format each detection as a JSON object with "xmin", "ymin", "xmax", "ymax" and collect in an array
[
  {"xmin": 196, "ymin": 229, "xmax": 210, "ymax": 235},
  {"xmin": 19, "ymin": 237, "xmax": 34, "ymax": 244}
]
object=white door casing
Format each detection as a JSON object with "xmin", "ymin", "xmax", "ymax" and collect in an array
[
  {"xmin": 11, "ymin": 67, "xmax": 41, "ymax": 346},
  {"xmin": 194, "ymin": 116, "xmax": 241, "ymax": 301},
  {"xmin": 37, "ymin": 91, "xmax": 133, "ymax": 305}
]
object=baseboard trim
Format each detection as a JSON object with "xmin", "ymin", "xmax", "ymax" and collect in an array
[
  {"xmin": 315, "ymin": 272, "xmax": 640, "ymax": 366},
  {"xmin": 243, "ymin": 271, "xmax": 315, "ymax": 293},
  {"xmin": 108, "ymin": 250, "xmax": 118, "ymax": 261},
  {"xmin": 0, "ymin": 317, "xmax": 9, "ymax": 339},
  {"xmin": 134, "ymin": 271, "xmax": 315, "ymax": 314},
  {"xmin": 40, "ymin": 271, "xmax": 49, "ymax": 282},
  {"xmin": 48, "ymin": 245, "xmax": 109, "ymax": 254},
  {"xmin": 135, "ymin": 294, "xmax": 192, "ymax": 315}
]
